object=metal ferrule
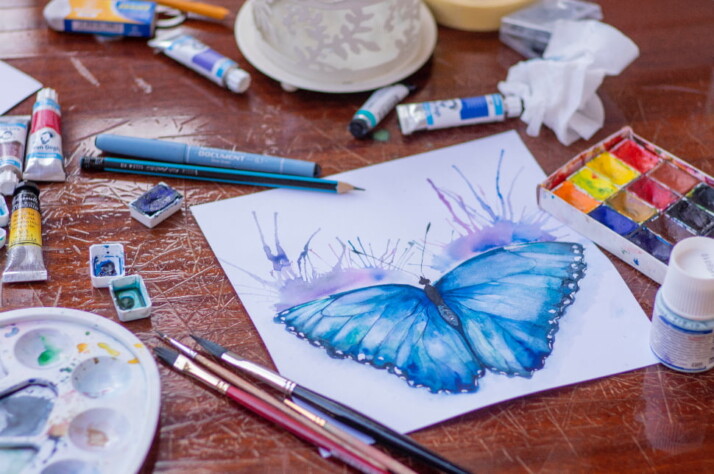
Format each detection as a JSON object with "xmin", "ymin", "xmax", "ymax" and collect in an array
[
  {"xmin": 175, "ymin": 354, "xmax": 230, "ymax": 394},
  {"xmin": 224, "ymin": 352, "xmax": 294, "ymax": 394}
]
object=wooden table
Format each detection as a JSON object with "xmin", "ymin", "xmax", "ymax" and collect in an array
[{"xmin": 2, "ymin": 1, "xmax": 713, "ymax": 472}]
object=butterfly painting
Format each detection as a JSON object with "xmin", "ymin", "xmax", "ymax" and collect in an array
[{"xmin": 276, "ymin": 241, "xmax": 586, "ymax": 394}]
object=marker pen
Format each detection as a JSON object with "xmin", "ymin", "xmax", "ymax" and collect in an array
[
  {"xmin": 148, "ymin": 32, "xmax": 250, "ymax": 93},
  {"xmin": 397, "ymin": 93, "xmax": 523, "ymax": 135},
  {"xmin": 95, "ymin": 134, "xmax": 320, "ymax": 177},
  {"xmin": 349, "ymin": 84, "xmax": 414, "ymax": 139}
]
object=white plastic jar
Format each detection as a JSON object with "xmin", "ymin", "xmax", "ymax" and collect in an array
[{"xmin": 650, "ymin": 237, "xmax": 714, "ymax": 372}]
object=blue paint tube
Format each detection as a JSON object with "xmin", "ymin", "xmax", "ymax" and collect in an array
[
  {"xmin": 397, "ymin": 93, "xmax": 523, "ymax": 135},
  {"xmin": 349, "ymin": 84, "xmax": 414, "ymax": 139},
  {"xmin": 148, "ymin": 32, "xmax": 251, "ymax": 93}
]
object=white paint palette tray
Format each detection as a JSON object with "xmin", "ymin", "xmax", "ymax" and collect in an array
[{"xmin": 0, "ymin": 308, "xmax": 160, "ymax": 474}]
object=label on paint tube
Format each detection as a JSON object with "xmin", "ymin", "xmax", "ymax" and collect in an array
[
  {"xmin": 149, "ymin": 33, "xmax": 251, "ymax": 93},
  {"xmin": 397, "ymin": 93, "xmax": 522, "ymax": 135},
  {"xmin": 43, "ymin": 0, "xmax": 157, "ymax": 37},
  {"xmin": 0, "ymin": 116, "xmax": 30, "ymax": 176},
  {"xmin": 24, "ymin": 88, "xmax": 66, "ymax": 182}
]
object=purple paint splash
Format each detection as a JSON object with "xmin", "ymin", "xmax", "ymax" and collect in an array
[
  {"xmin": 427, "ymin": 153, "xmax": 557, "ymax": 270},
  {"xmin": 251, "ymin": 149, "xmax": 558, "ymax": 309}
]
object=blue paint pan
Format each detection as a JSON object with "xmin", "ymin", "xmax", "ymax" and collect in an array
[{"xmin": 129, "ymin": 182, "xmax": 183, "ymax": 228}]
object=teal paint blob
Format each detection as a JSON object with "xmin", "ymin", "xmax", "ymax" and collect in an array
[
  {"xmin": 3, "ymin": 326, "xmax": 18, "ymax": 338},
  {"xmin": 372, "ymin": 129, "xmax": 390, "ymax": 142}
]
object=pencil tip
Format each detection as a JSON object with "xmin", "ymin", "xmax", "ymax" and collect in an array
[{"xmin": 353, "ymin": 186, "xmax": 365, "ymax": 191}]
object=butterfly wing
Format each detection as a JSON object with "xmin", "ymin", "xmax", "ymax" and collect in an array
[
  {"xmin": 436, "ymin": 241, "xmax": 585, "ymax": 377},
  {"xmin": 276, "ymin": 284, "xmax": 485, "ymax": 393}
]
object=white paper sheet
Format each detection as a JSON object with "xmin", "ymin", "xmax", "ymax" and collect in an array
[
  {"xmin": 192, "ymin": 130, "xmax": 658, "ymax": 434},
  {"xmin": 0, "ymin": 61, "xmax": 42, "ymax": 115}
]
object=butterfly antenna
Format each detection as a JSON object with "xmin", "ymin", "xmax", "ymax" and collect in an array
[{"xmin": 419, "ymin": 223, "xmax": 431, "ymax": 276}]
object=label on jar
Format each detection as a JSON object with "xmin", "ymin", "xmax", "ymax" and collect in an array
[{"xmin": 650, "ymin": 300, "xmax": 714, "ymax": 372}]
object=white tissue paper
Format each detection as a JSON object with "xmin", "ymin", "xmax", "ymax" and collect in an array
[{"xmin": 498, "ymin": 20, "xmax": 639, "ymax": 146}]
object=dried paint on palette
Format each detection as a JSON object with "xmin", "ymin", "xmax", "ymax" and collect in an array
[
  {"xmin": 539, "ymin": 126, "xmax": 714, "ymax": 283},
  {"xmin": 0, "ymin": 312, "xmax": 159, "ymax": 473}
]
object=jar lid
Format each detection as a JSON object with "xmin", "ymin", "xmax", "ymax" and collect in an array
[{"xmin": 661, "ymin": 237, "xmax": 714, "ymax": 320}]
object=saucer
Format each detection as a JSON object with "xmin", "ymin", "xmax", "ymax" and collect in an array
[{"xmin": 235, "ymin": 0, "xmax": 438, "ymax": 93}]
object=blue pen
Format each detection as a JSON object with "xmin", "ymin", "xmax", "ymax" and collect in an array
[{"xmin": 94, "ymin": 134, "xmax": 320, "ymax": 177}]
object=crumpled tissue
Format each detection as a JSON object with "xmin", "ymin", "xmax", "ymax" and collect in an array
[{"xmin": 498, "ymin": 20, "xmax": 639, "ymax": 146}]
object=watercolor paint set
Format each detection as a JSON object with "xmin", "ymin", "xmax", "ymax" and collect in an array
[
  {"xmin": 538, "ymin": 126, "xmax": 714, "ymax": 284},
  {"xmin": 0, "ymin": 308, "xmax": 160, "ymax": 474}
]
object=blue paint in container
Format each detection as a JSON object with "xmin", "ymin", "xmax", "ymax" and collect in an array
[
  {"xmin": 588, "ymin": 205, "xmax": 638, "ymax": 236},
  {"xmin": 129, "ymin": 182, "xmax": 183, "ymax": 228},
  {"xmin": 627, "ymin": 227, "xmax": 672, "ymax": 263}
]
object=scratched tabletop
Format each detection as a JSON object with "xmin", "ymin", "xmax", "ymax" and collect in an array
[{"xmin": 2, "ymin": 0, "xmax": 714, "ymax": 472}]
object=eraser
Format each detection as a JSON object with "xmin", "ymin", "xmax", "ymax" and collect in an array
[
  {"xmin": 109, "ymin": 274, "xmax": 152, "ymax": 322},
  {"xmin": 129, "ymin": 182, "xmax": 183, "ymax": 228}
]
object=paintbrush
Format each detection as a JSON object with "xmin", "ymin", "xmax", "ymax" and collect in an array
[
  {"xmin": 190, "ymin": 334, "xmax": 471, "ymax": 474},
  {"xmin": 153, "ymin": 345, "xmax": 394, "ymax": 474},
  {"xmin": 155, "ymin": 333, "xmax": 416, "ymax": 474}
]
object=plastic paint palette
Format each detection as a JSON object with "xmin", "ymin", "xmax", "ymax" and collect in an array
[
  {"xmin": 0, "ymin": 308, "xmax": 160, "ymax": 474},
  {"xmin": 538, "ymin": 126, "xmax": 714, "ymax": 283}
]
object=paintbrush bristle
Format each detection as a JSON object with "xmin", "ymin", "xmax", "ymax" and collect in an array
[
  {"xmin": 190, "ymin": 334, "xmax": 227, "ymax": 358},
  {"xmin": 153, "ymin": 346, "xmax": 179, "ymax": 366},
  {"xmin": 155, "ymin": 330, "xmax": 170, "ymax": 342}
]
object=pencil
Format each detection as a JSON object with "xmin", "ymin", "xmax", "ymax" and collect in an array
[
  {"xmin": 155, "ymin": 333, "xmax": 416, "ymax": 474},
  {"xmin": 155, "ymin": 0, "xmax": 229, "ymax": 20},
  {"xmin": 190, "ymin": 335, "xmax": 471, "ymax": 474},
  {"xmin": 153, "ymin": 346, "xmax": 391, "ymax": 474},
  {"xmin": 81, "ymin": 156, "xmax": 363, "ymax": 194}
]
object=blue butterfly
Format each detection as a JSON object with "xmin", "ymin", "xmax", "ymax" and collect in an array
[{"xmin": 275, "ymin": 241, "xmax": 586, "ymax": 394}]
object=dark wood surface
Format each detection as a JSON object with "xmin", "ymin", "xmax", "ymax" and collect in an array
[{"xmin": 2, "ymin": 1, "xmax": 714, "ymax": 472}]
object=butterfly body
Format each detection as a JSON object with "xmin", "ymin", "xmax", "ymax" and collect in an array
[{"xmin": 276, "ymin": 241, "xmax": 586, "ymax": 394}]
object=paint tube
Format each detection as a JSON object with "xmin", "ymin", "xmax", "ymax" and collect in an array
[
  {"xmin": 2, "ymin": 181, "xmax": 48, "ymax": 283},
  {"xmin": 148, "ymin": 32, "xmax": 251, "ymax": 93},
  {"xmin": 349, "ymin": 84, "xmax": 414, "ymax": 139},
  {"xmin": 23, "ymin": 88, "xmax": 66, "ymax": 182},
  {"xmin": 0, "ymin": 116, "xmax": 31, "ymax": 196},
  {"xmin": 397, "ymin": 93, "xmax": 523, "ymax": 135},
  {"xmin": 43, "ymin": 0, "xmax": 157, "ymax": 38}
]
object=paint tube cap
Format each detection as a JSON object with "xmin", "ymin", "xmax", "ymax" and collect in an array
[
  {"xmin": 225, "ymin": 68, "xmax": 251, "ymax": 93},
  {"xmin": 349, "ymin": 117, "xmax": 371, "ymax": 139},
  {"xmin": 0, "ymin": 171, "xmax": 19, "ymax": 196},
  {"xmin": 661, "ymin": 237, "xmax": 714, "ymax": 320},
  {"xmin": 504, "ymin": 95, "xmax": 523, "ymax": 118}
]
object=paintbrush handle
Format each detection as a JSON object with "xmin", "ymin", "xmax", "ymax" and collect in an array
[
  {"xmin": 221, "ymin": 384, "xmax": 387, "ymax": 474},
  {"xmin": 291, "ymin": 385, "xmax": 471, "ymax": 474}
]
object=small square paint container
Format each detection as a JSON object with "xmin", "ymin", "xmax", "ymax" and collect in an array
[
  {"xmin": 89, "ymin": 243, "xmax": 126, "ymax": 288},
  {"xmin": 109, "ymin": 275, "xmax": 152, "ymax": 322},
  {"xmin": 538, "ymin": 126, "xmax": 714, "ymax": 283},
  {"xmin": 129, "ymin": 182, "xmax": 183, "ymax": 228}
]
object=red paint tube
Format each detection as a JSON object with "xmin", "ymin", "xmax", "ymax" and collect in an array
[{"xmin": 23, "ymin": 88, "xmax": 66, "ymax": 182}]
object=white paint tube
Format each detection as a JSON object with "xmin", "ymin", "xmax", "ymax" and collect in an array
[
  {"xmin": 148, "ymin": 32, "xmax": 251, "ymax": 93},
  {"xmin": 349, "ymin": 84, "xmax": 414, "ymax": 139},
  {"xmin": 397, "ymin": 93, "xmax": 523, "ymax": 135},
  {"xmin": 0, "ymin": 116, "xmax": 31, "ymax": 196},
  {"xmin": 2, "ymin": 181, "xmax": 48, "ymax": 283},
  {"xmin": 23, "ymin": 88, "xmax": 66, "ymax": 182}
]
